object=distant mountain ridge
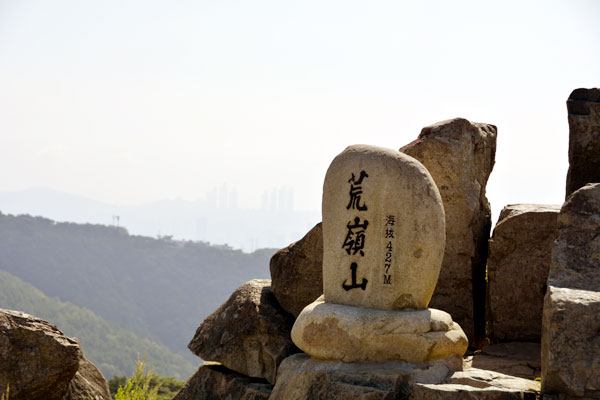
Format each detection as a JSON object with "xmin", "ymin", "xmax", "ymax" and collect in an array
[
  {"xmin": 0, "ymin": 212, "xmax": 278, "ymax": 370},
  {"xmin": 0, "ymin": 188, "xmax": 320, "ymax": 251}
]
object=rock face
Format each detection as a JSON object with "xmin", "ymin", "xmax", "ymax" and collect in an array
[
  {"xmin": 173, "ymin": 362, "xmax": 272, "ymax": 400},
  {"xmin": 542, "ymin": 183, "xmax": 600, "ymax": 398},
  {"xmin": 323, "ymin": 144, "xmax": 445, "ymax": 310},
  {"xmin": 64, "ymin": 355, "xmax": 112, "ymax": 400},
  {"xmin": 269, "ymin": 223, "xmax": 323, "ymax": 317},
  {"xmin": 270, "ymin": 354, "xmax": 540, "ymax": 400},
  {"xmin": 487, "ymin": 204, "xmax": 560, "ymax": 342},
  {"xmin": 188, "ymin": 279, "xmax": 298, "ymax": 384},
  {"xmin": 542, "ymin": 287, "xmax": 600, "ymax": 398},
  {"xmin": 400, "ymin": 118, "xmax": 497, "ymax": 343},
  {"xmin": 547, "ymin": 183, "xmax": 600, "ymax": 290},
  {"xmin": 565, "ymin": 88, "xmax": 600, "ymax": 198},
  {"xmin": 291, "ymin": 297, "xmax": 467, "ymax": 364},
  {"xmin": 0, "ymin": 309, "xmax": 81, "ymax": 400}
]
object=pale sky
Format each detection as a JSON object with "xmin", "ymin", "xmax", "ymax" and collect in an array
[{"xmin": 1, "ymin": 1, "xmax": 599, "ymax": 224}]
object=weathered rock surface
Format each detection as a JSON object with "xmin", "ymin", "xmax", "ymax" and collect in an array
[
  {"xmin": 400, "ymin": 118, "xmax": 497, "ymax": 343},
  {"xmin": 542, "ymin": 287, "xmax": 600, "ymax": 398},
  {"xmin": 269, "ymin": 353, "xmax": 456, "ymax": 400},
  {"xmin": 542, "ymin": 183, "xmax": 600, "ymax": 398},
  {"xmin": 547, "ymin": 183, "xmax": 600, "ymax": 290},
  {"xmin": 413, "ymin": 368, "xmax": 540, "ymax": 399},
  {"xmin": 63, "ymin": 355, "xmax": 111, "ymax": 400},
  {"xmin": 173, "ymin": 362, "xmax": 272, "ymax": 400},
  {"xmin": 465, "ymin": 342, "xmax": 541, "ymax": 380},
  {"xmin": 291, "ymin": 297, "xmax": 467, "ymax": 364},
  {"xmin": 487, "ymin": 204, "xmax": 560, "ymax": 342},
  {"xmin": 0, "ymin": 309, "xmax": 81, "ymax": 400},
  {"xmin": 188, "ymin": 279, "xmax": 298, "ymax": 384},
  {"xmin": 565, "ymin": 88, "xmax": 600, "ymax": 198},
  {"xmin": 323, "ymin": 144, "xmax": 445, "ymax": 310},
  {"xmin": 269, "ymin": 223, "xmax": 323, "ymax": 317},
  {"xmin": 270, "ymin": 354, "xmax": 540, "ymax": 400}
]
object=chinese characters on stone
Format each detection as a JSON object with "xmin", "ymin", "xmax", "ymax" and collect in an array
[
  {"xmin": 342, "ymin": 170, "xmax": 369, "ymax": 291},
  {"xmin": 383, "ymin": 214, "xmax": 395, "ymax": 285}
]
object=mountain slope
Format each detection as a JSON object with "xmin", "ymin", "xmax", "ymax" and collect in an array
[
  {"xmin": 0, "ymin": 212, "xmax": 276, "ymax": 363},
  {"xmin": 0, "ymin": 269, "xmax": 196, "ymax": 380}
]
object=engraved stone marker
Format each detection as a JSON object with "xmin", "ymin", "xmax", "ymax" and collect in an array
[
  {"xmin": 291, "ymin": 144, "xmax": 467, "ymax": 365},
  {"xmin": 322, "ymin": 144, "xmax": 446, "ymax": 310}
]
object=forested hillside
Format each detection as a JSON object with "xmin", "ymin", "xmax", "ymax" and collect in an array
[
  {"xmin": 0, "ymin": 212, "xmax": 277, "ymax": 367},
  {"xmin": 0, "ymin": 269, "xmax": 195, "ymax": 379}
]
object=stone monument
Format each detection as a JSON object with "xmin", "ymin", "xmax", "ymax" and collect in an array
[{"xmin": 291, "ymin": 144, "xmax": 468, "ymax": 366}]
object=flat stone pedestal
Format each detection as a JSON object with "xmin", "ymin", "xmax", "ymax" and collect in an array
[{"xmin": 291, "ymin": 298, "xmax": 468, "ymax": 364}]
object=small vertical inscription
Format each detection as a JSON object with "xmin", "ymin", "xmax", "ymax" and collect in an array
[
  {"xmin": 383, "ymin": 215, "xmax": 395, "ymax": 284},
  {"xmin": 342, "ymin": 170, "xmax": 369, "ymax": 291}
]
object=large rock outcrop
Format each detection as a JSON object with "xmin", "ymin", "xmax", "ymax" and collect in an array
[
  {"xmin": 400, "ymin": 118, "xmax": 497, "ymax": 343},
  {"xmin": 542, "ymin": 183, "xmax": 600, "ymax": 398},
  {"xmin": 270, "ymin": 353, "xmax": 540, "ymax": 400},
  {"xmin": 188, "ymin": 279, "xmax": 298, "ymax": 384},
  {"xmin": 173, "ymin": 362, "xmax": 272, "ymax": 400},
  {"xmin": 0, "ymin": 309, "xmax": 81, "ymax": 400},
  {"xmin": 487, "ymin": 204, "xmax": 560, "ymax": 342},
  {"xmin": 269, "ymin": 223, "xmax": 323, "ymax": 317},
  {"xmin": 565, "ymin": 88, "xmax": 600, "ymax": 198}
]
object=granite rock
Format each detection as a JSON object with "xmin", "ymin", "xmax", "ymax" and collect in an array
[
  {"xmin": 565, "ymin": 88, "xmax": 600, "ymax": 198},
  {"xmin": 400, "ymin": 118, "xmax": 497, "ymax": 343},
  {"xmin": 547, "ymin": 183, "xmax": 600, "ymax": 290},
  {"xmin": 0, "ymin": 309, "xmax": 81, "ymax": 400},
  {"xmin": 63, "ymin": 355, "xmax": 111, "ymax": 400},
  {"xmin": 188, "ymin": 279, "xmax": 298, "ymax": 384},
  {"xmin": 269, "ymin": 223, "xmax": 323, "ymax": 317},
  {"xmin": 173, "ymin": 362, "xmax": 272, "ymax": 400},
  {"xmin": 291, "ymin": 297, "xmax": 467, "ymax": 364},
  {"xmin": 542, "ymin": 287, "xmax": 600, "ymax": 398},
  {"xmin": 487, "ymin": 204, "xmax": 560, "ymax": 341},
  {"xmin": 270, "ymin": 354, "xmax": 540, "ymax": 400},
  {"xmin": 323, "ymin": 144, "xmax": 445, "ymax": 310}
]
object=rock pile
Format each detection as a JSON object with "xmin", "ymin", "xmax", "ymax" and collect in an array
[
  {"xmin": 0, "ymin": 309, "xmax": 111, "ymax": 400},
  {"xmin": 176, "ymin": 88, "xmax": 599, "ymax": 399}
]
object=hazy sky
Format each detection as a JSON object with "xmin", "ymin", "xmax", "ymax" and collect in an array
[{"xmin": 1, "ymin": 1, "xmax": 599, "ymax": 223}]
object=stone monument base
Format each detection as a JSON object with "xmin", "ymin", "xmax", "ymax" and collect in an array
[{"xmin": 291, "ymin": 297, "xmax": 468, "ymax": 364}]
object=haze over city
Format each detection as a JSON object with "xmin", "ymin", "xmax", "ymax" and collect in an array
[{"xmin": 1, "ymin": 1, "xmax": 599, "ymax": 249}]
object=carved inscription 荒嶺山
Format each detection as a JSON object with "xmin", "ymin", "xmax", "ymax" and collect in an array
[
  {"xmin": 383, "ymin": 214, "xmax": 395, "ymax": 285},
  {"xmin": 342, "ymin": 170, "xmax": 369, "ymax": 291}
]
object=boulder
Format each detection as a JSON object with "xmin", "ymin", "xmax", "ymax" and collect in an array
[
  {"xmin": 0, "ymin": 309, "xmax": 81, "ymax": 400},
  {"xmin": 542, "ymin": 287, "xmax": 600, "ymax": 398},
  {"xmin": 465, "ymin": 342, "xmax": 541, "ymax": 380},
  {"xmin": 188, "ymin": 279, "xmax": 298, "ymax": 384},
  {"xmin": 322, "ymin": 144, "xmax": 445, "ymax": 310},
  {"xmin": 270, "ymin": 354, "xmax": 540, "ymax": 400},
  {"xmin": 400, "ymin": 118, "xmax": 497, "ymax": 343},
  {"xmin": 173, "ymin": 362, "xmax": 272, "ymax": 400},
  {"xmin": 487, "ymin": 204, "xmax": 560, "ymax": 342},
  {"xmin": 63, "ymin": 355, "xmax": 111, "ymax": 400},
  {"xmin": 291, "ymin": 297, "xmax": 467, "ymax": 365},
  {"xmin": 269, "ymin": 223, "xmax": 323, "ymax": 317},
  {"xmin": 565, "ymin": 88, "xmax": 600, "ymax": 198},
  {"xmin": 542, "ymin": 183, "xmax": 600, "ymax": 398}
]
